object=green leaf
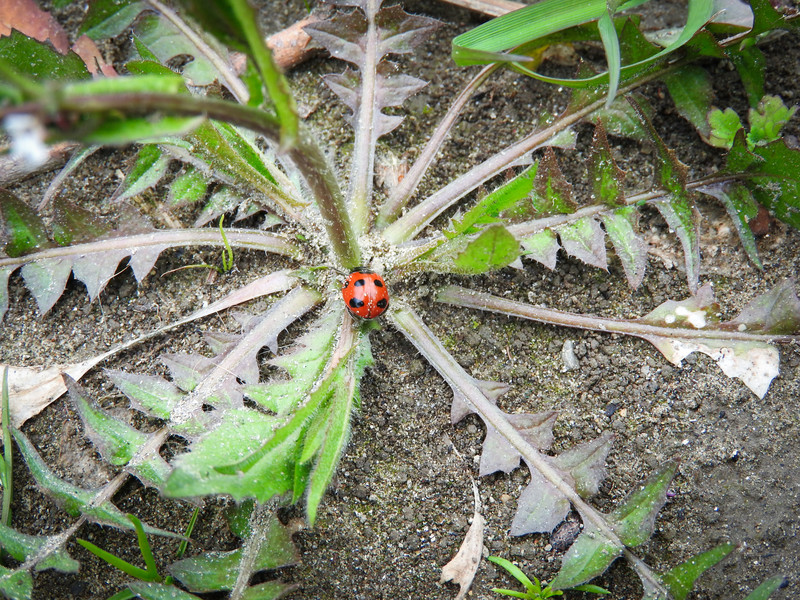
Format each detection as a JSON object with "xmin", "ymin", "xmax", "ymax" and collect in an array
[
  {"xmin": 452, "ymin": 225, "xmax": 520, "ymax": 274},
  {"xmin": 698, "ymin": 183, "xmax": 761, "ymax": 269},
  {"xmin": 608, "ymin": 462, "xmax": 678, "ymax": 547},
  {"xmin": 601, "ymin": 207, "xmax": 647, "ymax": 289},
  {"xmin": 660, "ymin": 542, "xmax": 735, "ymax": 600},
  {"xmin": 707, "ymin": 108, "xmax": 743, "ymax": 149},
  {"xmin": 0, "ymin": 30, "xmax": 89, "ymax": 84},
  {"xmin": 80, "ymin": 0, "xmax": 146, "ymax": 39},
  {"xmin": 305, "ymin": 336, "xmax": 372, "ymax": 524},
  {"xmin": 743, "ymin": 575, "xmax": 788, "ymax": 600},
  {"xmin": 63, "ymin": 73, "xmax": 186, "ymax": 97},
  {"xmin": 747, "ymin": 95, "xmax": 797, "ymax": 147},
  {"xmin": 549, "ymin": 522, "xmax": 623, "ymax": 589},
  {"xmin": 163, "ymin": 409, "xmax": 296, "ymax": 502},
  {"xmin": 172, "ymin": 0, "xmax": 298, "ymax": 147},
  {"xmin": 449, "ymin": 164, "xmax": 538, "ymax": 236},
  {"xmin": 520, "ymin": 229, "xmax": 560, "ymax": 270},
  {"xmin": 76, "ymin": 538, "xmax": 157, "ymax": 582},
  {"xmin": 0, "ymin": 189, "xmax": 53, "ymax": 258},
  {"xmin": 555, "ymin": 217, "xmax": 607, "ymax": 270},
  {"xmin": 80, "ymin": 116, "xmax": 205, "ymax": 147},
  {"xmin": 452, "ymin": 0, "xmax": 607, "ymax": 65},
  {"xmin": 167, "ymin": 518, "xmax": 298, "ymax": 592},
  {"xmin": 68, "ymin": 378, "xmax": 148, "ymax": 466},
  {"xmin": 632, "ymin": 99, "xmax": 700, "ymax": 292},
  {"xmin": 244, "ymin": 312, "xmax": 339, "ymax": 415},
  {"xmin": 0, "ymin": 522, "xmax": 79, "ymax": 573},
  {"xmin": 106, "ymin": 370, "xmax": 184, "ymax": 420},
  {"xmin": 52, "ymin": 198, "xmax": 112, "ymax": 246},
  {"xmin": 663, "ymin": 65, "xmax": 713, "ymax": 140},
  {"xmin": 588, "ymin": 121, "xmax": 625, "ymax": 207},
  {"xmin": 116, "ymin": 145, "xmax": 172, "ymax": 202},
  {"xmin": 169, "ymin": 166, "xmax": 208, "ymax": 206},
  {"xmin": 745, "ymin": 138, "xmax": 800, "ymax": 229},
  {"xmin": 487, "ymin": 556, "xmax": 535, "ymax": 590},
  {"xmin": 597, "ymin": 11, "xmax": 621, "ymax": 106},
  {"xmin": 12, "ymin": 430, "xmax": 178, "ymax": 537},
  {"xmin": 127, "ymin": 581, "xmax": 203, "ymax": 600},
  {"xmin": 0, "ymin": 566, "xmax": 32, "ymax": 600},
  {"xmin": 729, "ymin": 44, "xmax": 765, "ymax": 107},
  {"xmin": 534, "ymin": 148, "xmax": 576, "ymax": 215},
  {"xmin": 240, "ymin": 581, "xmax": 298, "ymax": 600}
]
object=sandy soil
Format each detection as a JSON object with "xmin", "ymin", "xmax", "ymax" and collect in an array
[{"xmin": 1, "ymin": 1, "xmax": 799, "ymax": 599}]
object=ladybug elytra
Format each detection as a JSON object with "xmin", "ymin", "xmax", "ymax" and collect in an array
[{"xmin": 342, "ymin": 268, "xmax": 389, "ymax": 319}]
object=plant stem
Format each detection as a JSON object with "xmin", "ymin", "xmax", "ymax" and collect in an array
[
  {"xmin": 229, "ymin": 500, "xmax": 275, "ymax": 600},
  {"xmin": 392, "ymin": 306, "xmax": 672, "ymax": 593},
  {"xmin": 1, "ymin": 367, "xmax": 11, "ymax": 527},
  {"xmin": 146, "ymin": 0, "xmax": 250, "ymax": 103},
  {"xmin": 377, "ymin": 63, "xmax": 499, "ymax": 229},
  {"xmin": 1, "ymin": 92, "xmax": 360, "ymax": 268},
  {"xmin": 436, "ymin": 285, "xmax": 800, "ymax": 343},
  {"xmin": 0, "ymin": 228, "xmax": 298, "ymax": 270}
]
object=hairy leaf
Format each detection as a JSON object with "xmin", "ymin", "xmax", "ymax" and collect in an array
[
  {"xmin": 588, "ymin": 121, "xmax": 625, "ymax": 207},
  {"xmin": 511, "ymin": 463, "xmax": 569, "ymax": 535},
  {"xmin": 478, "ymin": 411, "xmax": 557, "ymax": 477},
  {"xmin": 68, "ymin": 376, "xmax": 170, "ymax": 487},
  {"xmin": 0, "ymin": 188, "xmax": 53, "ymax": 257},
  {"xmin": 659, "ymin": 542, "xmax": 735, "ymax": 600},
  {"xmin": 520, "ymin": 229, "xmax": 560, "ymax": 270},
  {"xmin": 127, "ymin": 582, "xmax": 202, "ymax": 600},
  {"xmin": 168, "ymin": 516, "xmax": 298, "ymax": 592},
  {"xmin": 116, "ymin": 145, "xmax": 171, "ymax": 202},
  {"xmin": 550, "ymin": 520, "xmax": 623, "ymax": 589},
  {"xmin": 553, "ymin": 432, "xmax": 613, "ymax": 498},
  {"xmin": 0, "ymin": 522, "xmax": 79, "ymax": 573},
  {"xmin": 534, "ymin": 148, "xmax": 575, "ymax": 215},
  {"xmin": 698, "ymin": 182, "xmax": 761, "ymax": 269},
  {"xmin": 663, "ymin": 65, "xmax": 713, "ymax": 140},
  {"xmin": 743, "ymin": 575, "xmax": 789, "ymax": 600},
  {"xmin": 601, "ymin": 207, "xmax": 647, "ymax": 289},
  {"xmin": 452, "ymin": 225, "xmax": 520, "ymax": 274},
  {"xmin": 437, "ymin": 282, "xmax": 800, "ymax": 398},
  {"xmin": 0, "ymin": 30, "xmax": 89, "ymax": 83},
  {"xmin": 12, "ymin": 430, "xmax": 177, "ymax": 537},
  {"xmin": 0, "ymin": 566, "xmax": 32, "ymax": 600},
  {"xmin": 608, "ymin": 462, "xmax": 677, "ymax": 547},
  {"xmin": 305, "ymin": 3, "xmax": 437, "ymax": 232},
  {"xmin": 556, "ymin": 216, "xmax": 607, "ymax": 270}
]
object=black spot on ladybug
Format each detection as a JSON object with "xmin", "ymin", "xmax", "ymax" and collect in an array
[
  {"xmin": 353, "ymin": 278, "xmax": 366, "ymax": 287},
  {"xmin": 377, "ymin": 298, "xmax": 388, "ymax": 308},
  {"xmin": 349, "ymin": 298, "xmax": 365, "ymax": 308},
  {"xmin": 373, "ymin": 279, "xmax": 384, "ymax": 287}
]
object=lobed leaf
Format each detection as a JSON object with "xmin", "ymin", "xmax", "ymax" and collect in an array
[
  {"xmin": 600, "ymin": 207, "xmax": 647, "ymax": 289},
  {"xmin": 588, "ymin": 121, "xmax": 625, "ymax": 207},
  {"xmin": 168, "ymin": 517, "xmax": 298, "ymax": 592},
  {"xmin": 0, "ymin": 522, "xmax": 79, "ymax": 573},
  {"xmin": 0, "ymin": 30, "xmax": 89, "ymax": 85},
  {"xmin": 520, "ymin": 229, "xmax": 560, "ymax": 270},
  {"xmin": 12, "ymin": 430, "xmax": 177, "ymax": 537},
  {"xmin": 510, "ymin": 464, "xmax": 569, "ymax": 536},
  {"xmin": 556, "ymin": 216, "xmax": 607, "ymax": 270},
  {"xmin": 0, "ymin": 567, "xmax": 32, "ymax": 600},
  {"xmin": 0, "ymin": 188, "xmax": 53, "ymax": 258},
  {"xmin": 550, "ymin": 521, "xmax": 623, "ymax": 589},
  {"xmin": 127, "ymin": 581, "xmax": 202, "ymax": 600},
  {"xmin": 452, "ymin": 225, "xmax": 520, "ymax": 274}
]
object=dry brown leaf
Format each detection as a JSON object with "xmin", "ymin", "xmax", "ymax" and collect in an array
[
  {"xmin": 440, "ymin": 478, "xmax": 485, "ymax": 600},
  {"xmin": 72, "ymin": 34, "xmax": 118, "ymax": 76},
  {"xmin": 0, "ymin": 0, "xmax": 69, "ymax": 53}
]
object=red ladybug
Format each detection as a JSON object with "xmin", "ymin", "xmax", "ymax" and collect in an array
[{"xmin": 342, "ymin": 268, "xmax": 389, "ymax": 319}]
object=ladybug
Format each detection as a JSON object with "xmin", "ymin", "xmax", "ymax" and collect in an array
[{"xmin": 342, "ymin": 268, "xmax": 389, "ymax": 319}]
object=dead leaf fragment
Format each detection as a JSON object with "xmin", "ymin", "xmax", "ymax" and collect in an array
[
  {"xmin": 0, "ymin": 0, "xmax": 69, "ymax": 53},
  {"xmin": 440, "ymin": 479, "xmax": 485, "ymax": 600}
]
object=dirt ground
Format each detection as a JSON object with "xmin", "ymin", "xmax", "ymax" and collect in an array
[{"xmin": 2, "ymin": 1, "xmax": 799, "ymax": 599}]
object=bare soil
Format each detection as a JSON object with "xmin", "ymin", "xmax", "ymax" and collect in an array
[{"xmin": 2, "ymin": 1, "xmax": 799, "ymax": 599}]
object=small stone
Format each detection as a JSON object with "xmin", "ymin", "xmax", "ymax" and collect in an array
[{"xmin": 561, "ymin": 340, "xmax": 579, "ymax": 371}]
